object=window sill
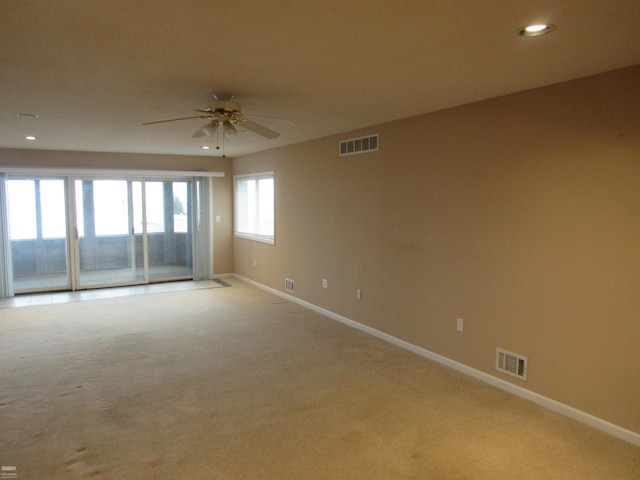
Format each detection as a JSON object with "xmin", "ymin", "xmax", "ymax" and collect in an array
[{"xmin": 234, "ymin": 233, "xmax": 275, "ymax": 245}]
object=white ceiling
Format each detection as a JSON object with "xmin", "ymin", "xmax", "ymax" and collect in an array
[{"xmin": 1, "ymin": 0, "xmax": 639, "ymax": 158}]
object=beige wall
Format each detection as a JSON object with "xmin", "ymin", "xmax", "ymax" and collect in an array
[
  {"xmin": 233, "ymin": 65, "xmax": 640, "ymax": 434},
  {"xmin": 0, "ymin": 148, "xmax": 234, "ymax": 275}
]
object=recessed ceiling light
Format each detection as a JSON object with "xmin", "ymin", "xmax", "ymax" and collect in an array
[
  {"xmin": 201, "ymin": 145, "xmax": 210, "ymax": 150},
  {"xmin": 517, "ymin": 23, "xmax": 556, "ymax": 37},
  {"xmin": 25, "ymin": 136, "xmax": 37, "ymax": 141}
]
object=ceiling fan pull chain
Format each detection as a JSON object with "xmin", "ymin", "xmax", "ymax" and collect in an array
[{"xmin": 221, "ymin": 124, "xmax": 226, "ymax": 157}]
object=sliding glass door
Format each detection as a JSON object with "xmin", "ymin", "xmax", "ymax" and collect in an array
[
  {"xmin": 145, "ymin": 180, "xmax": 193, "ymax": 281},
  {"xmin": 75, "ymin": 179, "xmax": 195, "ymax": 288},
  {"xmin": 6, "ymin": 178, "xmax": 70, "ymax": 292},
  {"xmin": 3, "ymin": 174, "xmax": 202, "ymax": 295},
  {"xmin": 75, "ymin": 179, "xmax": 145, "ymax": 288}
]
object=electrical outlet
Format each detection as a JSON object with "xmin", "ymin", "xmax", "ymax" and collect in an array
[
  {"xmin": 356, "ymin": 289, "xmax": 362, "ymax": 300},
  {"xmin": 457, "ymin": 318, "xmax": 464, "ymax": 332},
  {"xmin": 322, "ymin": 278, "xmax": 328, "ymax": 288}
]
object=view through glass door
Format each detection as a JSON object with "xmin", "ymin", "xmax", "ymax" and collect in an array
[
  {"xmin": 75, "ymin": 179, "xmax": 194, "ymax": 289},
  {"xmin": 143, "ymin": 180, "xmax": 193, "ymax": 280},
  {"xmin": 7, "ymin": 178, "xmax": 70, "ymax": 292},
  {"xmin": 6, "ymin": 176, "xmax": 196, "ymax": 294},
  {"xmin": 75, "ymin": 179, "xmax": 144, "ymax": 288}
]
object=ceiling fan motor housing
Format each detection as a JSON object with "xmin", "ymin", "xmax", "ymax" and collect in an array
[
  {"xmin": 205, "ymin": 100, "xmax": 243, "ymax": 125},
  {"xmin": 211, "ymin": 100, "xmax": 242, "ymax": 114}
]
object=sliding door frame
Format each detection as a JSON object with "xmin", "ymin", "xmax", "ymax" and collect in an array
[{"xmin": 1, "ymin": 168, "xmax": 223, "ymax": 296}]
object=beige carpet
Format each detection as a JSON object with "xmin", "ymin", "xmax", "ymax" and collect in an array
[{"xmin": 1, "ymin": 279, "xmax": 639, "ymax": 479}]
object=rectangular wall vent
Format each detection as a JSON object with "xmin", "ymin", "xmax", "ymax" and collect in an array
[
  {"xmin": 284, "ymin": 278, "xmax": 295, "ymax": 293},
  {"xmin": 339, "ymin": 134, "xmax": 379, "ymax": 156},
  {"xmin": 496, "ymin": 348, "xmax": 528, "ymax": 381}
]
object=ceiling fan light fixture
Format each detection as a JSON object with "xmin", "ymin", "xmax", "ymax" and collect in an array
[
  {"xmin": 204, "ymin": 123, "xmax": 218, "ymax": 136},
  {"xmin": 517, "ymin": 23, "xmax": 556, "ymax": 37},
  {"xmin": 223, "ymin": 122, "xmax": 238, "ymax": 136}
]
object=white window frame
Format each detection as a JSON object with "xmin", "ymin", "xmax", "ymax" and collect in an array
[{"xmin": 234, "ymin": 172, "xmax": 275, "ymax": 245}]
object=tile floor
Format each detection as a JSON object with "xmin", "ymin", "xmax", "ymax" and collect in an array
[{"xmin": 0, "ymin": 279, "xmax": 227, "ymax": 309}]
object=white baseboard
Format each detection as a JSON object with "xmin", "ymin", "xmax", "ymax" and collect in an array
[{"xmin": 234, "ymin": 274, "xmax": 640, "ymax": 447}]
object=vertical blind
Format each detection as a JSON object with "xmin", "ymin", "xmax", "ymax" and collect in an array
[{"xmin": 0, "ymin": 174, "xmax": 14, "ymax": 297}]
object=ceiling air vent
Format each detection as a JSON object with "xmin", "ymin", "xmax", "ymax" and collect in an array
[
  {"xmin": 339, "ymin": 134, "xmax": 379, "ymax": 156},
  {"xmin": 496, "ymin": 348, "xmax": 527, "ymax": 381}
]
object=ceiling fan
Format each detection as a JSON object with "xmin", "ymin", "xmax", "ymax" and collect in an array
[{"xmin": 142, "ymin": 94, "xmax": 282, "ymax": 140}]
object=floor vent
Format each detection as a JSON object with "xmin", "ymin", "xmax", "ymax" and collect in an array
[
  {"xmin": 339, "ymin": 134, "xmax": 379, "ymax": 156},
  {"xmin": 284, "ymin": 278, "xmax": 295, "ymax": 293},
  {"xmin": 496, "ymin": 348, "xmax": 527, "ymax": 381}
]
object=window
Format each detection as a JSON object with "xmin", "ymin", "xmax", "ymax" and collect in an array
[
  {"xmin": 7, "ymin": 179, "xmax": 67, "ymax": 240},
  {"xmin": 234, "ymin": 172, "xmax": 275, "ymax": 244},
  {"xmin": 144, "ymin": 181, "xmax": 165, "ymax": 233},
  {"xmin": 131, "ymin": 181, "xmax": 190, "ymax": 234},
  {"xmin": 93, "ymin": 180, "xmax": 129, "ymax": 236},
  {"xmin": 7, "ymin": 180, "xmax": 37, "ymax": 240},
  {"xmin": 40, "ymin": 180, "xmax": 66, "ymax": 238},
  {"xmin": 172, "ymin": 181, "xmax": 189, "ymax": 233}
]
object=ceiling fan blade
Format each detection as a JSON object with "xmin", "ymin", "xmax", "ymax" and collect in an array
[
  {"xmin": 244, "ymin": 113, "xmax": 295, "ymax": 127},
  {"xmin": 239, "ymin": 119, "xmax": 280, "ymax": 139},
  {"xmin": 192, "ymin": 122, "xmax": 218, "ymax": 138},
  {"xmin": 142, "ymin": 115, "xmax": 208, "ymax": 125}
]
